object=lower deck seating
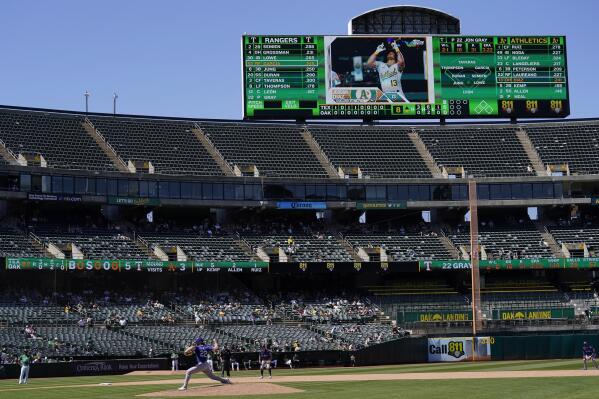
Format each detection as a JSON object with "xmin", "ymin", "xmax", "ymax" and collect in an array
[
  {"xmin": 346, "ymin": 234, "xmax": 452, "ymax": 261},
  {"xmin": 245, "ymin": 235, "xmax": 353, "ymax": 262},
  {"xmin": 218, "ymin": 325, "xmax": 339, "ymax": 351},
  {"xmin": 141, "ymin": 233, "xmax": 250, "ymax": 261},
  {"xmin": 0, "ymin": 228, "xmax": 44, "ymax": 258}
]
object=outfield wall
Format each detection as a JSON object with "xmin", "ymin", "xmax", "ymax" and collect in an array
[
  {"xmin": 357, "ymin": 333, "xmax": 599, "ymax": 365},
  {"xmin": 491, "ymin": 334, "xmax": 599, "ymax": 360},
  {"xmin": 0, "ymin": 358, "xmax": 170, "ymax": 379}
]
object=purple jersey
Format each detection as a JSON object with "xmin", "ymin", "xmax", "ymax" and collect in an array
[
  {"xmin": 583, "ymin": 345, "xmax": 595, "ymax": 356},
  {"xmin": 260, "ymin": 348, "xmax": 272, "ymax": 360},
  {"xmin": 194, "ymin": 344, "xmax": 213, "ymax": 364}
]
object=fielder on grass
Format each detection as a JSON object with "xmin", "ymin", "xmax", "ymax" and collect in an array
[{"xmin": 582, "ymin": 341, "xmax": 599, "ymax": 370}]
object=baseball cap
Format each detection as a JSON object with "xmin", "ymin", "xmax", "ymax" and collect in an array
[{"xmin": 195, "ymin": 338, "xmax": 205, "ymax": 345}]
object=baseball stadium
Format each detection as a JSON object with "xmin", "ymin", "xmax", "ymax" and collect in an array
[{"xmin": 1, "ymin": 2, "xmax": 599, "ymax": 399}]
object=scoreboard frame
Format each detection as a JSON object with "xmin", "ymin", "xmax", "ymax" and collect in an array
[{"xmin": 241, "ymin": 34, "xmax": 570, "ymax": 121}]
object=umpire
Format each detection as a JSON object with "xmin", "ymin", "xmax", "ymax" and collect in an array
[{"xmin": 220, "ymin": 345, "xmax": 232, "ymax": 378}]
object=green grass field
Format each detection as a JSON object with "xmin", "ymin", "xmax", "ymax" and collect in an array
[{"xmin": 1, "ymin": 359, "xmax": 597, "ymax": 399}]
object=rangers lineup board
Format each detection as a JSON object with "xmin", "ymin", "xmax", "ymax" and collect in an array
[{"xmin": 242, "ymin": 35, "xmax": 569, "ymax": 119}]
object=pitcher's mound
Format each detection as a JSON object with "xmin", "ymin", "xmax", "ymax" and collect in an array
[{"xmin": 138, "ymin": 383, "xmax": 304, "ymax": 397}]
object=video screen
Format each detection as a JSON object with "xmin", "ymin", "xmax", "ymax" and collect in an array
[{"xmin": 326, "ymin": 36, "xmax": 431, "ymax": 104}]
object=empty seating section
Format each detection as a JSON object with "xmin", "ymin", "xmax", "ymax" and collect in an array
[
  {"xmin": 199, "ymin": 122, "xmax": 327, "ymax": 178},
  {"xmin": 526, "ymin": 122, "xmax": 599, "ymax": 175},
  {"xmin": 450, "ymin": 228, "xmax": 552, "ymax": 259},
  {"xmin": 1, "ymin": 107, "xmax": 599, "ymax": 178},
  {"xmin": 127, "ymin": 325, "xmax": 241, "ymax": 350},
  {"xmin": 35, "ymin": 228, "xmax": 150, "ymax": 259},
  {"xmin": 244, "ymin": 235, "xmax": 353, "ymax": 262},
  {"xmin": 550, "ymin": 228, "xmax": 599, "ymax": 257},
  {"xmin": 418, "ymin": 126, "xmax": 534, "ymax": 177},
  {"xmin": 346, "ymin": 234, "xmax": 452, "ymax": 261},
  {"xmin": 141, "ymin": 233, "xmax": 250, "ymax": 261},
  {"xmin": 79, "ymin": 304, "xmax": 176, "ymax": 323},
  {"xmin": 219, "ymin": 325, "xmax": 339, "ymax": 351},
  {"xmin": 328, "ymin": 323, "xmax": 396, "ymax": 345},
  {"xmin": 185, "ymin": 303, "xmax": 273, "ymax": 324},
  {"xmin": 0, "ymin": 228, "xmax": 44, "ymax": 258},
  {"xmin": 0, "ymin": 306, "xmax": 64, "ymax": 324},
  {"xmin": 281, "ymin": 298, "xmax": 380, "ymax": 323},
  {"xmin": 0, "ymin": 109, "xmax": 116, "ymax": 171},
  {"xmin": 89, "ymin": 117, "xmax": 222, "ymax": 176},
  {"xmin": 309, "ymin": 125, "xmax": 430, "ymax": 178},
  {"xmin": 0, "ymin": 328, "xmax": 48, "ymax": 354},
  {"xmin": 35, "ymin": 326, "xmax": 161, "ymax": 356}
]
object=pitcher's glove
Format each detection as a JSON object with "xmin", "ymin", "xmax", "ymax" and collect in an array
[{"xmin": 184, "ymin": 346, "xmax": 195, "ymax": 357}]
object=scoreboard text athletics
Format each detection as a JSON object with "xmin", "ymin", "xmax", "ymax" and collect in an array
[{"xmin": 242, "ymin": 35, "xmax": 568, "ymax": 120}]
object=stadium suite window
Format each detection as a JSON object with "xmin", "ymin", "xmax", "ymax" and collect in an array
[
  {"xmin": 408, "ymin": 185, "xmax": 430, "ymax": 201},
  {"xmin": 450, "ymin": 184, "xmax": 467, "ymax": 201},
  {"xmin": 139, "ymin": 181, "xmax": 148, "ymax": 197},
  {"xmin": 85, "ymin": 178, "xmax": 95, "ymax": 195},
  {"xmin": 51, "ymin": 176, "xmax": 61, "ymax": 193},
  {"xmin": 223, "ymin": 183, "xmax": 235, "ymax": 200},
  {"xmin": 202, "ymin": 182, "xmax": 212, "ymax": 200},
  {"xmin": 366, "ymin": 185, "xmax": 386, "ymax": 201},
  {"xmin": 306, "ymin": 185, "xmax": 326, "ymax": 200},
  {"xmin": 31, "ymin": 175, "xmax": 42, "ymax": 192},
  {"xmin": 158, "ymin": 181, "xmax": 169, "ymax": 198},
  {"xmin": 327, "ymin": 184, "xmax": 341, "ymax": 200},
  {"xmin": 348, "ymin": 185, "xmax": 365, "ymax": 201},
  {"xmin": 140, "ymin": 181, "xmax": 158, "ymax": 198},
  {"xmin": 181, "ymin": 182, "xmax": 192, "ymax": 199},
  {"xmin": 192, "ymin": 182, "xmax": 202, "ymax": 199},
  {"xmin": 201, "ymin": 183, "xmax": 224, "ymax": 200},
  {"xmin": 118, "ymin": 179, "xmax": 129, "ymax": 196},
  {"xmin": 129, "ymin": 180, "xmax": 139, "ymax": 197},
  {"xmin": 245, "ymin": 184, "xmax": 262, "ymax": 201},
  {"xmin": 41, "ymin": 176, "xmax": 51, "ymax": 193},
  {"xmin": 0, "ymin": 174, "xmax": 18, "ymax": 191},
  {"xmin": 74, "ymin": 177, "xmax": 86, "ymax": 194},
  {"xmin": 212, "ymin": 183, "xmax": 223, "ymax": 200},
  {"xmin": 20, "ymin": 174, "xmax": 31, "ymax": 192},
  {"xmin": 62, "ymin": 177, "xmax": 74, "ymax": 194},
  {"xmin": 169, "ymin": 181, "xmax": 180, "ymax": 199},
  {"xmin": 96, "ymin": 179, "xmax": 107, "ymax": 195},
  {"xmin": 533, "ymin": 183, "xmax": 554, "ymax": 199},
  {"xmin": 107, "ymin": 179, "xmax": 118, "ymax": 196}
]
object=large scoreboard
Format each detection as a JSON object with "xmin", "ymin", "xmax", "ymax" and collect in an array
[{"xmin": 242, "ymin": 35, "xmax": 568, "ymax": 120}]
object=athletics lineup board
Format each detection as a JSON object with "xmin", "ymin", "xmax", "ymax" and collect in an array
[{"xmin": 242, "ymin": 35, "xmax": 569, "ymax": 119}]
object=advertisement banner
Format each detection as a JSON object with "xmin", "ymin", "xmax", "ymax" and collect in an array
[
  {"xmin": 356, "ymin": 201, "xmax": 407, "ymax": 210},
  {"xmin": 428, "ymin": 337, "xmax": 492, "ymax": 362},
  {"xmin": 107, "ymin": 197, "xmax": 161, "ymax": 206},
  {"xmin": 276, "ymin": 201, "xmax": 327, "ymax": 210},
  {"xmin": 492, "ymin": 307, "xmax": 575, "ymax": 320},
  {"xmin": 399, "ymin": 310, "xmax": 471, "ymax": 323}
]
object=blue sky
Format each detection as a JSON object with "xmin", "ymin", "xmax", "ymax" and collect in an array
[{"xmin": 1, "ymin": 0, "xmax": 597, "ymax": 119}]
